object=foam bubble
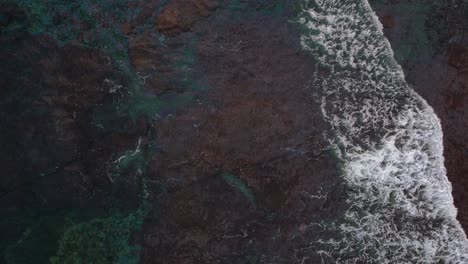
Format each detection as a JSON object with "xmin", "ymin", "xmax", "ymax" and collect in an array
[{"xmin": 298, "ymin": 0, "xmax": 468, "ymax": 262}]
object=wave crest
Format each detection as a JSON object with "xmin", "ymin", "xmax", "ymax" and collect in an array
[{"xmin": 298, "ymin": 0, "xmax": 468, "ymax": 262}]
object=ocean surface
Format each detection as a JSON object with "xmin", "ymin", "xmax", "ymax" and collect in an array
[{"xmin": 298, "ymin": 0, "xmax": 468, "ymax": 262}]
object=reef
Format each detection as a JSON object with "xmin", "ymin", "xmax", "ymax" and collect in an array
[{"xmin": 0, "ymin": 0, "xmax": 466, "ymax": 263}]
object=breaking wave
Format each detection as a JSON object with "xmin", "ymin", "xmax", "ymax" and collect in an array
[{"xmin": 297, "ymin": 0, "xmax": 468, "ymax": 262}]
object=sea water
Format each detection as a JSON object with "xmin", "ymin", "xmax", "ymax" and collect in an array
[{"xmin": 297, "ymin": 0, "xmax": 468, "ymax": 262}]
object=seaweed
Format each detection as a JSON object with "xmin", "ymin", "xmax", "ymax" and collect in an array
[
  {"xmin": 49, "ymin": 207, "xmax": 147, "ymax": 264},
  {"xmin": 222, "ymin": 172, "xmax": 256, "ymax": 205}
]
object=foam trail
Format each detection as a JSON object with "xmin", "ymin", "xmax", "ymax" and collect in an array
[{"xmin": 297, "ymin": 0, "xmax": 468, "ymax": 262}]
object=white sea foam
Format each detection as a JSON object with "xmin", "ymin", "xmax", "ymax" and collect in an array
[{"xmin": 298, "ymin": 0, "xmax": 468, "ymax": 262}]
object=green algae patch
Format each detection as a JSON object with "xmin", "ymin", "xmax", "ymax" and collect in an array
[
  {"xmin": 3, "ymin": 215, "xmax": 72, "ymax": 264},
  {"xmin": 2, "ymin": 136, "xmax": 154, "ymax": 264},
  {"xmin": 125, "ymin": 93, "xmax": 164, "ymax": 120},
  {"xmin": 110, "ymin": 45, "xmax": 197, "ymax": 121},
  {"xmin": 222, "ymin": 172, "xmax": 256, "ymax": 205},
  {"xmin": 3, "ymin": 0, "xmax": 134, "ymax": 54},
  {"xmin": 2, "ymin": 205, "xmax": 149, "ymax": 264},
  {"xmin": 173, "ymin": 41, "xmax": 209, "ymax": 92},
  {"xmin": 49, "ymin": 207, "xmax": 147, "ymax": 264},
  {"xmin": 124, "ymin": 92, "xmax": 194, "ymax": 120}
]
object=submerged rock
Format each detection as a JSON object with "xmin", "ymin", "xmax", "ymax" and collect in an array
[
  {"xmin": 157, "ymin": 0, "xmax": 219, "ymax": 35},
  {"xmin": 1, "ymin": 0, "xmax": 467, "ymax": 262}
]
